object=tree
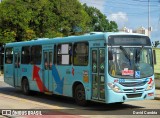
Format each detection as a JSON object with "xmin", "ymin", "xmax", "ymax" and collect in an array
[
  {"xmin": 83, "ymin": 4, "xmax": 118, "ymax": 32},
  {"xmin": 49, "ymin": 0, "xmax": 90, "ymax": 35},
  {"xmin": 153, "ymin": 41, "xmax": 160, "ymax": 47},
  {"xmin": 108, "ymin": 21, "xmax": 118, "ymax": 32},
  {"xmin": 0, "ymin": 0, "xmax": 91, "ymax": 43},
  {"xmin": 0, "ymin": 0, "xmax": 34, "ymax": 42},
  {"xmin": 0, "ymin": 0, "xmax": 118, "ymax": 43}
]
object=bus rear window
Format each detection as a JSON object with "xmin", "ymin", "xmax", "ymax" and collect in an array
[{"xmin": 5, "ymin": 47, "xmax": 13, "ymax": 64}]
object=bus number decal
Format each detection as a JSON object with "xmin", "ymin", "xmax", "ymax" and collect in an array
[
  {"xmin": 72, "ymin": 67, "xmax": 74, "ymax": 76},
  {"xmin": 93, "ymin": 43, "xmax": 100, "ymax": 46},
  {"xmin": 114, "ymin": 79, "xmax": 125, "ymax": 83},
  {"xmin": 66, "ymin": 69, "xmax": 71, "ymax": 74},
  {"xmin": 114, "ymin": 79, "xmax": 118, "ymax": 83},
  {"xmin": 83, "ymin": 70, "xmax": 89, "ymax": 83},
  {"xmin": 22, "ymin": 68, "xmax": 27, "ymax": 72},
  {"xmin": 118, "ymin": 79, "xmax": 125, "ymax": 83}
]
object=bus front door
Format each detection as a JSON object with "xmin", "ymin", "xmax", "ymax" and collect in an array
[
  {"xmin": 91, "ymin": 48, "xmax": 105, "ymax": 101},
  {"xmin": 14, "ymin": 51, "xmax": 20, "ymax": 87},
  {"xmin": 43, "ymin": 50, "xmax": 53, "ymax": 92}
]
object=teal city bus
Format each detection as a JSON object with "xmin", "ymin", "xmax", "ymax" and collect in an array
[{"xmin": 4, "ymin": 32, "xmax": 155, "ymax": 106}]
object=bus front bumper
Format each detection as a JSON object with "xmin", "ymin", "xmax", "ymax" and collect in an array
[{"xmin": 106, "ymin": 89, "xmax": 155, "ymax": 103}]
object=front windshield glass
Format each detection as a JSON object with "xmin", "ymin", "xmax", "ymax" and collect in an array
[{"xmin": 108, "ymin": 47, "xmax": 153, "ymax": 79}]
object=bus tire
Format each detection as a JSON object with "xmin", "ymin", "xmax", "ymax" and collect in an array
[
  {"xmin": 22, "ymin": 79, "xmax": 30, "ymax": 95},
  {"xmin": 74, "ymin": 84, "xmax": 87, "ymax": 106},
  {"xmin": 115, "ymin": 102, "xmax": 124, "ymax": 105}
]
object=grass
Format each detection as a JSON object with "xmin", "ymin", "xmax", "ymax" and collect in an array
[
  {"xmin": 153, "ymin": 48, "xmax": 160, "ymax": 80},
  {"xmin": 155, "ymin": 73, "xmax": 160, "ymax": 79},
  {"xmin": 154, "ymin": 48, "xmax": 160, "ymax": 74}
]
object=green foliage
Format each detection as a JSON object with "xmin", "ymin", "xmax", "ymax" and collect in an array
[
  {"xmin": 155, "ymin": 73, "xmax": 160, "ymax": 79},
  {"xmin": 153, "ymin": 41, "xmax": 160, "ymax": 48},
  {"xmin": 0, "ymin": 29, "xmax": 16, "ymax": 43},
  {"xmin": 108, "ymin": 21, "xmax": 118, "ymax": 32},
  {"xmin": 50, "ymin": 0, "xmax": 91, "ymax": 35},
  {"xmin": 0, "ymin": 0, "xmax": 33, "ymax": 42},
  {"xmin": 154, "ymin": 48, "xmax": 160, "ymax": 74},
  {"xmin": 23, "ymin": 29, "xmax": 36, "ymax": 41},
  {"xmin": 0, "ymin": 0, "xmax": 118, "ymax": 43},
  {"xmin": 83, "ymin": 4, "xmax": 118, "ymax": 32}
]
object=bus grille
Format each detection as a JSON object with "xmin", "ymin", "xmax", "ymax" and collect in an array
[
  {"xmin": 123, "ymin": 88, "xmax": 144, "ymax": 93},
  {"xmin": 126, "ymin": 93, "xmax": 142, "ymax": 98},
  {"xmin": 119, "ymin": 81, "xmax": 147, "ymax": 87}
]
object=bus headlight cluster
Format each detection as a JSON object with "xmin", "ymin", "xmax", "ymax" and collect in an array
[
  {"xmin": 146, "ymin": 80, "xmax": 154, "ymax": 91},
  {"xmin": 108, "ymin": 83, "xmax": 121, "ymax": 93}
]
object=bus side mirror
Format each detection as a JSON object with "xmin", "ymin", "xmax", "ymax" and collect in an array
[{"xmin": 153, "ymin": 49, "xmax": 156, "ymax": 64}]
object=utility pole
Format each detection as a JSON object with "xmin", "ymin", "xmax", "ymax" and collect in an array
[{"xmin": 148, "ymin": 0, "xmax": 150, "ymax": 37}]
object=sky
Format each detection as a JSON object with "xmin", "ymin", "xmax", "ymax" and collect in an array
[
  {"xmin": 0, "ymin": 0, "xmax": 159, "ymax": 42},
  {"xmin": 79, "ymin": 0, "xmax": 160, "ymax": 42}
]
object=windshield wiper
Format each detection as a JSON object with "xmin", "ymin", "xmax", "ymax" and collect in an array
[
  {"xmin": 120, "ymin": 46, "xmax": 130, "ymax": 60},
  {"xmin": 135, "ymin": 46, "xmax": 144, "ymax": 63},
  {"xmin": 120, "ymin": 46, "xmax": 131, "ymax": 66}
]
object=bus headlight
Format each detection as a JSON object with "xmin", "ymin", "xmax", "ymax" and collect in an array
[
  {"xmin": 108, "ymin": 83, "xmax": 121, "ymax": 93},
  {"xmin": 146, "ymin": 78, "xmax": 154, "ymax": 91}
]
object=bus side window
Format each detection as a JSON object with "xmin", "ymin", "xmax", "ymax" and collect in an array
[
  {"xmin": 5, "ymin": 47, "xmax": 13, "ymax": 64},
  {"xmin": 54, "ymin": 45, "xmax": 57, "ymax": 64},
  {"xmin": 22, "ymin": 46, "xmax": 30, "ymax": 64},
  {"xmin": 57, "ymin": 44, "xmax": 72, "ymax": 65},
  {"xmin": 57, "ymin": 45, "xmax": 62, "ymax": 65},
  {"xmin": 73, "ymin": 42, "xmax": 88, "ymax": 66},
  {"xmin": 31, "ymin": 45, "xmax": 42, "ymax": 65}
]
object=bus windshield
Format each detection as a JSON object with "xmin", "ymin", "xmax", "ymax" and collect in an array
[{"xmin": 108, "ymin": 47, "xmax": 153, "ymax": 79}]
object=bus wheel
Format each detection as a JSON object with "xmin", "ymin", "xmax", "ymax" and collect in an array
[
  {"xmin": 114, "ymin": 102, "xmax": 124, "ymax": 105},
  {"xmin": 22, "ymin": 79, "xmax": 30, "ymax": 95},
  {"xmin": 74, "ymin": 84, "xmax": 87, "ymax": 106}
]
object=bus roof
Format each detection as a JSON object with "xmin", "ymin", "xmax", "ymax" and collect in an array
[{"xmin": 5, "ymin": 32, "xmax": 149, "ymax": 47}]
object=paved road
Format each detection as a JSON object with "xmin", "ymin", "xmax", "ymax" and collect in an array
[{"xmin": 0, "ymin": 76, "xmax": 160, "ymax": 118}]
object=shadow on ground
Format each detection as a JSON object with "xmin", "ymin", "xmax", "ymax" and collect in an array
[{"xmin": 0, "ymin": 83, "xmax": 144, "ymax": 115}]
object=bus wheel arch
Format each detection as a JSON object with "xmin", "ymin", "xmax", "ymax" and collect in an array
[
  {"xmin": 72, "ymin": 82, "xmax": 87, "ymax": 106},
  {"xmin": 21, "ymin": 77, "xmax": 30, "ymax": 95}
]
